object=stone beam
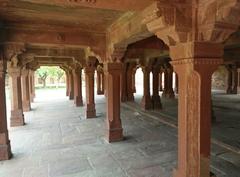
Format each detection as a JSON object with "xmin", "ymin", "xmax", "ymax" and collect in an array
[
  {"xmin": 15, "ymin": 0, "xmax": 155, "ymax": 11},
  {"xmin": 5, "ymin": 28, "xmax": 106, "ymax": 61}
]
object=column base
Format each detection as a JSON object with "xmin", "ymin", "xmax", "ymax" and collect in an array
[
  {"xmin": 152, "ymin": 95, "xmax": 162, "ymax": 109},
  {"xmin": 173, "ymin": 168, "xmax": 214, "ymax": 177},
  {"xmin": 22, "ymin": 101, "xmax": 31, "ymax": 112},
  {"xmin": 69, "ymin": 91, "xmax": 74, "ymax": 100},
  {"xmin": 10, "ymin": 110, "xmax": 25, "ymax": 127},
  {"xmin": 127, "ymin": 95, "xmax": 134, "ymax": 102},
  {"xmin": 106, "ymin": 128, "xmax": 123, "ymax": 143},
  {"xmin": 162, "ymin": 90, "xmax": 175, "ymax": 99},
  {"xmin": 85, "ymin": 104, "xmax": 96, "ymax": 118},
  {"xmin": 226, "ymin": 88, "xmax": 232, "ymax": 94},
  {"xmin": 141, "ymin": 95, "xmax": 152, "ymax": 110},
  {"xmin": 0, "ymin": 133, "xmax": 12, "ymax": 160},
  {"xmin": 232, "ymin": 87, "xmax": 237, "ymax": 94},
  {"xmin": 74, "ymin": 96, "xmax": 83, "ymax": 107},
  {"xmin": 97, "ymin": 90, "xmax": 104, "ymax": 95}
]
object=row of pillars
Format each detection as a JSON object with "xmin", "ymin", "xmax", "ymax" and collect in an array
[
  {"xmin": 64, "ymin": 66, "xmax": 105, "ymax": 118},
  {"xmin": 226, "ymin": 64, "xmax": 240, "ymax": 94},
  {"xmin": 8, "ymin": 67, "xmax": 35, "ymax": 127},
  {"xmin": 0, "ymin": 65, "xmax": 35, "ymax": 160},
  {"xmin": 121, "ymin": 62, "xmax": 178, "ymax": 110}
]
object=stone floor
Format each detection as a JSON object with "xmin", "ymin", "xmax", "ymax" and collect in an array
[
  {"xmin": 131, "ymin": 91, "xmax": 240, "ymax": 153},
  {"xmin": 0, "ymin": 89, "xmax": 240, "ymax": 177}
]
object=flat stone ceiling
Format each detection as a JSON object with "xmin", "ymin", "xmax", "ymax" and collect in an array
[{"xmin": 0, "ymin": 1, "xmax": 126, "ymax": 32}]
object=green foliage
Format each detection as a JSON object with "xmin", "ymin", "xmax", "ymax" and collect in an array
[{"xmin": 36, "ymin": 66, "xmax": 65, "ymax": 88}]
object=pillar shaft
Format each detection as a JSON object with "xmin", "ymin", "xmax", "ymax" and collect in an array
[
  {"xmin": 73, "ymin": 69, "xmax": 83, "ymax": 107},
  {"xmin": 238, "ymin": 68, "xmax": 240, "ymax": 94},
  {"xmin": 226, "ymin": 66, "xmax": 233, "ymax": 94},
  {"xmin": 175, "ymin": 73, "xmax": 179, "ymax": 94},
  {"xmin": 9, "ymin": 68, "xmax": 25, "ymax": 127},
  {"xmin": 97, "ymin": 71, "xmax": 104, "ymax": 95},
  {"xmin": 126, "ymin": 65, "xmax": 135, "ymax": 101},
  {"xmin": 232, "ymin": 65, "xmax": 238, "ymax": 94},
  {"xmin": 69, "ymin": 71, "xmax": 74, "ymax": 100},
  {"xmin": 29, "ymin": 71, "xmax": 34, "ymax": 102},
  {"xmin": 132, "ymin": 69, "xmax": 136, "ymax": 93},
  {"xmin": 159, "ymin": 72, "xmax": 163, "ymax": 91},
  {"xmin": 104, "ymin": 63, "xmax": 123, "ymax": 142},
  {"xmin": 163, "ymin": 67, "xmax": 175, "ymax": 98},
  {"xmin": 120, "ymin": 64, "xmax": 127, "ymax": 102},
  {"xmin": 85, "ymin": 67, "xmax": 96, "ymax": 118},
  {"xmin": 152, "ymin": 67, "xmax": 162, "ymax": 109},
  {"xmin": 171, "ymin": 42, "xmax": 222, "ymax": 177},
  {"xmin": 0, "ymin": 59, "xmax": 12, "ymax": 160},
  {"xmin": 21, "ymin": 69, "xmax": 31, "ymax": 112},
  {"xmin": 66, "ymin": 72, "xmax": 69, "ymax": 96},
  {"xmin": 141, "ymin": 66, "xmax": 152, "ymax": 110}
]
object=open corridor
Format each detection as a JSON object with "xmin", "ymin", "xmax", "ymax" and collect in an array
[{"xmin": 0, "ymin": 89, "xmax": 239, "ymax": 177}]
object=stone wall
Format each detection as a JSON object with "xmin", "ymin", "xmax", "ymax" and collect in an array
[{"xmin": 212, "ymin": 66, "xmax": 227, "ymax": 91}]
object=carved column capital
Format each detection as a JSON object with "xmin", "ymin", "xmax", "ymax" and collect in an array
[
  {"xmin": 2, "ymin": 42, "xmax": 25, "ymax": 61},
  {"xmin": 104, "ymin": 62, "xmax": 122, "ymax": 76}
]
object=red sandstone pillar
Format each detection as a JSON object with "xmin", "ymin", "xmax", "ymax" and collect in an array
[
  {"xmin": 171, "ymin": 42, "xmax": 222, "ymax": 177},
  {"xmin": 29, "ymin": 71, "xmax": 34, "ymax": 102},
  {"xmin": 126, "ymin": 64, "xmax": 135, "ymax": 101},
  {"xmin": 120, "ymin": 64, "xmax": 127, "ymax": 102},
  {"xmin": 132, "ymin": 68, "xmax": 136, "ymax": 93},
  {"xmin": 73, "ymin": 68, "xmax": 83, "ymax": 107},
  {"xmin": 175, "ymin": 73, "xmax": 178, "ymax": 94},
  {"xmin": 0, "ymin": 58, "xmax": 12, "ymax": 160},
  {"xmin": 104, "ymin": 62, "xmax": 123, "ymax": 142},
  {"xmin": 85, "ymin": 65, "xmax": 96, "ymax": 118},
  {"xmin": 226, "ymin": 66, "xmax": 233, "ymax": 94},
  {"xmin": 238, "ymin": 68, "xmax": 240, "ymax": 94},
  {"xmin": 9, "ymin": 67, "xmax": 25, "ymax": 127},
  {"xmin": 101, "ymin": 72, "xmax": 105, "ymax": 94},
  {"xmin": 69, "ymin": 71, "xmax": 74, "ymax": 100},
  {"xmin": 96, "ymin": 71, "xmax": 104, "ymax": 95},
  {"xmin": 21, "ymin": 69, "xmax": 31, "ymax": 112},
  {"xmin": 232, "ymin": 65, "xmax": 238, "ymax": 94},
  {"xmin": 32, "ymin": 72, "xmax": 35, "ymax": 99},
  {"xmin": 141, "ymin": 66, "xmax": 152, "ymax": 110},
  {"xmin": 152, "ymin": 66, "xmax": 162, "ymax": 109},
  {"xmin": 159, "ymin": 71, "xmax": 163, "ymax": 91},
  {"xmin": 163, "ymin": 66, "xmax": 175, "ymax": 99},
  {"xmin": 65, "ymin": 71, "xmax": 69, "ymax": 96}
]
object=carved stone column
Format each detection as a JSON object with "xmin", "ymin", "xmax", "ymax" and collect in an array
[
  {"xmin": 65, "ymin": 71, "xmax": 69, "ymax": 96},
  {"xmin": 120, "ymin": 64, "xmax": 127, "ymax": 102},
  {"xmin": 96, "ymin": 71, "xmax": 104, "ymax": 95},
  {"xmin": 9, "ymin": 67, "xmax": 25, "ymax": 127},
  {"xmin": 162, "ymin": 66, "xmax": 175, "ymax": 99},
  {"xmin": 226, "ymin": 65, "xmax": 233, "ymax": 94},
  {"xmin": 84, "ymin": 60, "xmax": 96, "ymax": 118},
  {"xmin": 104, "ymin": 62, "xmax": 123, "ymax": 142},
  {"xmin": 238, "ymin": 68, "xmax": 240, "ymax": 94},
  {"xmin": 126, "ymin": 64, "xmax": 135, "ymax": 101},
  {"xmin": 69, "ymin": 71, "xmax": 74, "ymax": 100},
  {"xmin": 232, "ymin": 65, "xmax": 238, "ymax": 94},
  {"xmin": 29, "ymin": 70, "xmax": 34, "ymax": 102},
  {"xmin": 152, "ymin": 66, "xmax": 162, "ymax": 109},
  {"xmin": 159, "ymin": 71, "xmax": 163, "ymax": 91},
  {"xmin": 141, "ymin": 66, "xmax": 152, "ymax": 110},
  {"xmin": 132, "ymin": 68, "xmax": 136, "ymax": 93},
  {"xmin": 175, "ymin": 73, "xmax": 179, "ymax": 94},
  {"xmin": 170, "ymin": 42, "xmax": 222, "ymax": 177},
  {"xmin": 0, "ymin": 58, "xmax": 12, "ymax": 160},
  {"xmin": 73, "ymin": 68, "xmax": 83, "ymax": 107},
  {"xmin": 21, "ymin": 69, "xmax": 31, "ymax": 112}
]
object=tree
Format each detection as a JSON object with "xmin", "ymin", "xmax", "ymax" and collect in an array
[
  {"xmin": 56, "ymin": 68, "xmax": 65, "ymax": 88},
  {"xmin": 36, "ymin": 67, "xmax": 49, "ymax": 88},
  {"xmin": 36, "ymin": 66, "xmax": 65, "ymax": 88}
]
